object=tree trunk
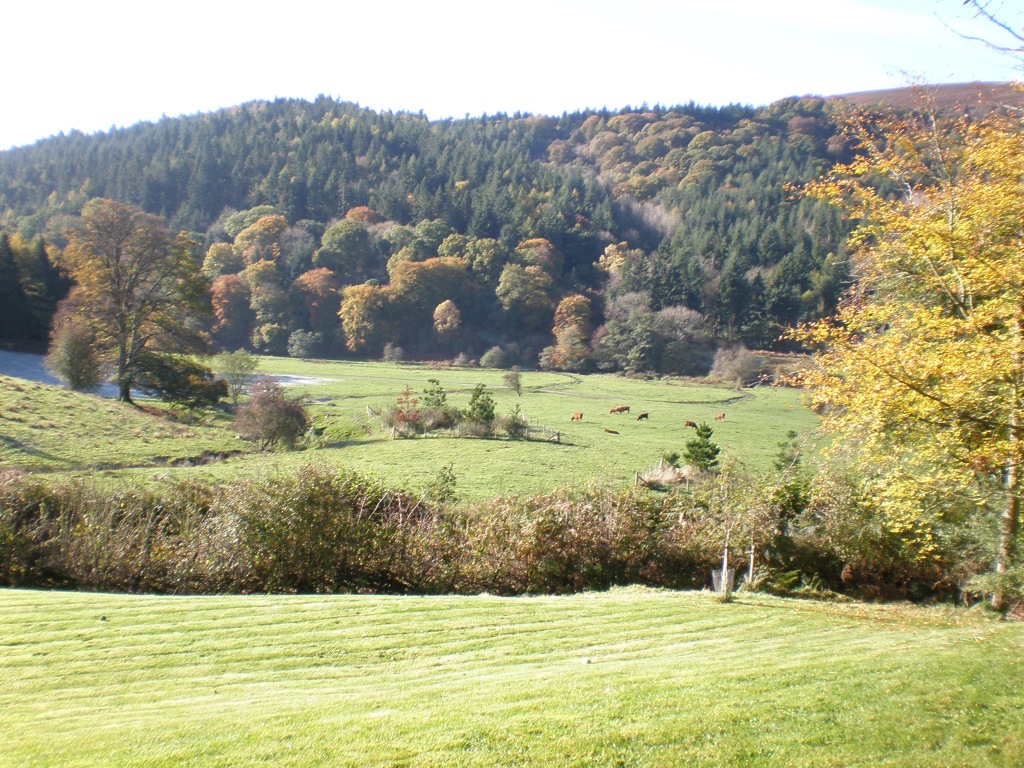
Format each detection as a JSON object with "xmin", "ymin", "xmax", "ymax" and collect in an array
[
  {"xmin": 995, "ymin": 454, "xmax": 1020, "ymax": 611},
  {"xmin": 995, "ymin": 367, "xmax": 1022, "ymax": 611}
]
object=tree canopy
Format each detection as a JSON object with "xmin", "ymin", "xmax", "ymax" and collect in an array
[
  {"xmin": 794, "ymin": 110, "xmax": 1024, "ymax": 608},
  {"xmin": 59, "ymin": 199, "xmax": 209, "ymax": 401}
]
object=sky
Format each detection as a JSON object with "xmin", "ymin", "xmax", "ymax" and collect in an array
[{"xmin": 3, "ymin": 0, "xmax": 1022, "ymax": 151}]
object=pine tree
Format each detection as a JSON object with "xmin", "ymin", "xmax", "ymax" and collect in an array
[
  {"xmin": 0, "ymin": 233, "xmax": 30, "ymax": 342},
  {"xmin": 682, "ymin": 422, "xmax": 721, "ymax": 472}
]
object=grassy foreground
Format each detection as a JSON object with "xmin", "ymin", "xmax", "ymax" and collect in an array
[{"xmin": 2, "ymin": 588, "xmax": 1021, "ymax": 767}]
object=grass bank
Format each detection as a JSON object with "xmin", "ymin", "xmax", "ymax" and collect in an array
[{"xmin": 2, "ymin": 588, "xmax": 1020, "ymax": 767}]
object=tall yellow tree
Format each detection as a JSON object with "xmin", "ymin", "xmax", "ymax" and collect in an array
[{"xmin": 794, "ymin": 111, "xmax": 1024, "ymax": 607}]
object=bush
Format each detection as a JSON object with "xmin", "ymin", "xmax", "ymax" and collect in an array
[
  {"xmin": 224, "ymin": 463, "xmax": 467, "ymax": 593},
  {"xmin": 382, "ymin": 343, "xmax": 404, "ymax": 363},
  {"xmin": 710, "ymin": 346, "xmax": 764, "ymax": 387},
  {"xmin": 235, "ymin": 378, "xmax": 308, "ymax": 450},
  {"xmin": 479, "ymin": 346, "xmax": 506, "ymax": 368},
  {"xmin": 134, "ymin": 352, "xmax": 228, "ymax": 410},
  {"xmin": 45, "ymin": 317, "xmax": 103, "ymax": 391},
  {"xmin": 287, "ymin": 330, "xmax": 323, "ymax": 359},
  {"xmin": 499, "ymin": 403, "xmax": 529, "ymax": 439}
]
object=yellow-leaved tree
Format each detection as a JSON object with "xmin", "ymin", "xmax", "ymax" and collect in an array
[{"xmin": 794, "ymin": 108, "xmax": 1024, "ymax": 608}]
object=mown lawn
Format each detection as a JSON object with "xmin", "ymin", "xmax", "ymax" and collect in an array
[{"xmin": 2, "ymin": 588, "xmax": 1021, "ymax": 767}]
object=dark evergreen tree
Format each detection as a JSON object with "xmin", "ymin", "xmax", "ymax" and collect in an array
[{"xmin": 0, "ymin": 233, "xmax": 30, "ymax": 342}]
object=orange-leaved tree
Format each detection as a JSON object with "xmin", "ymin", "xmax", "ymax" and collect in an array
[{"xmin": 792, "ymin": 109, "xmax": 1024, "ymax": 608}]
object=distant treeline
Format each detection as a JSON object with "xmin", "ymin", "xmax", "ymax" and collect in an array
[{"xmin": 0, "ymin": 95, "xmax": 897, "ymax": 367}]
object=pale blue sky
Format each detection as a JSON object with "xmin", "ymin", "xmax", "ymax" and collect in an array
[{"xmin": 4, "ymin": 0, "xmax": 1021, "ymax": 150}]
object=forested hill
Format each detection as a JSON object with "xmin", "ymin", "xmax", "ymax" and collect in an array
[{"xmin": 0, "ymin": 86, "xmax": 1011, "ymax": 371}]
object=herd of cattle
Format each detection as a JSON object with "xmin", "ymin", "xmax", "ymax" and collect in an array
[{"xmin": 570, "ymin": 406, "xmax": 725, "ymax": 432}]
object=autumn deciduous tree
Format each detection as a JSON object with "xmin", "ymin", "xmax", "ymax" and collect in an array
[
  {"xmin": 496, "ymin": 264, "xmax": 555, "ymax": 332},
  {"xmin": 233, "ymin": 215, "xmax": 287, "ymax": 266},
  {"xmin": 292, "ymin": 268, "xmax": 341, "ymax": 338},
  {"xmin": 794, "ymin": 112, "xmax": 1024, "ymax": 608},
  {"xmin": 433, "ymin": 299, "xmax": 462, "ymax": 338},
  {"xmin": 314, "ymin": 219, "xmax": 376, "ymax": 282},
  {"xmin": 209, "ymin": 274, "xmax": 253, "ymax": 350},
  {"xmin": 338, "ymin": 283, "xmax": 391, "ymax": 353},
  {"xmin": 213, "ymin": 348, "xmax": 260, "ymax": 408},
  {"xmin": 60, "ymin": 199, "xmax": 209, "ymax": 402}
]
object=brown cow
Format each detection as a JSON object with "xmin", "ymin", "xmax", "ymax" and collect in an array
[
  {"xmin": 715, "ymin": 412, "xmax": 725, "ymax": 421},
  {"xmin": 610, "ymin": 405, "xmax": 630, "ymax": 414},
  {"xmin": 684, "ymin": 420, "xmax": 697, "ymax": 428},
  {"xmin": 570, "ymin": 412, "xmax": 583, "ymax": 421},
  {"xmin": 636, "ymin": 412, "xmax": 649, "ymax": 421},
  {"xmin": 603, "ymin": 428, "xmax": 620, "ymax": 434}
]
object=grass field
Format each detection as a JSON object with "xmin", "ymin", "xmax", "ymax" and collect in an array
[
  {"xmin": 1, "ymin": 358, "xmax": 819, "ymax": 501},
  {"xmin": 2, "ymin": 587, "xmax": 1021, "ymax": 767},
  {"xmin": 202, "ymin": 358, "xmax": 819, "ymax": 500},
  {"xmin": 0, "ymin": 375, "xmax": 246, "ymax": 472}
]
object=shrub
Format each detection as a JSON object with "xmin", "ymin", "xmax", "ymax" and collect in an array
[
  {"xmin": 382, "ymin": 343, "xmax": 404, "ymax": 363},
  {"xmin": 134, "ymin": 352, "xmax": 228, "ymax": 410},
  {"xmin": 287, "ymin": 330, "xmax": 323, "ymax": 359},
  {"xmin": 45, "ymin": 317, "xmax": 103, "ymax": 391},
  {"xmin": 463, "ymin": 485, "xmax": 703, "ymax": 594},
  {"xmin": 224, "ymin": 463, "xmax": 461, "ymax": 593},
  {"xmin": 499, "ymin": 403, "xmax": 529, "ymax": 439},
  {"xmin": 637, "ymin": 464, "xmax": 683, "ymax": 490},
  {"xmin": 479, "ymin": 346, "xmax": 506, "ymax": 368},
  {"xmin": 235, "ymin": 378, "xmax": 308, "ymax": 450},
  {"xmin": 710, "ymin": 345, "xmax": 763, "ymax": 387},
  {"xmin": 423, "ymin": 463, "xmax": 458, "ymax": 506}
]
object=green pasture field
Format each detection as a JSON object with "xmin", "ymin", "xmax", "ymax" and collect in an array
[
  {"xmin": 196, "ymin": 358, "xmax": 819, "ymax": 501},
  {"xmin": 2, "ymin": 587, "xmax": 1021, "ymax": 767},
  {"xmin": 0, "ymin": 376, "xmax": 246, "ymax": 472},
  {"xmin": 1, "ymin": 359, "xmax": 818, "ymax": 500}
]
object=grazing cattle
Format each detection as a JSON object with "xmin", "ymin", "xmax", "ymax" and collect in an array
[
  {"xmin": 636, "ymin": 412, "xmax": 649, "ymax": 421},
  {"xmin": 610, "ymin": 405, "xmax": 630, "ymax": 414},
  {"xmin": 715, "ymin": 412, "xmax": 726, "ymax": 421},
  {"xmin": 603, "ymin": 428, "xmax": 620, "ymax": 434},
  {"xmin": 684, "ymin": 420, "xmax": 697, "ymax": 428},
  {"xmin": 570, "ymin": 411, "xmax": 583, "ymax": 421}
]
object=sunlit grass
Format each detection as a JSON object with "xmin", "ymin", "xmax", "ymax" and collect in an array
[
  {"xmin": 3, "ymin": 360, "xmax": 819, "ymax": 501},
  {"xmin": 0, "ymin": 375, "xmax": 246, "ymax": 471},
  {"xmin": 2, "ymin": 588, "xmax": 1021, "ymax": 767}
]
